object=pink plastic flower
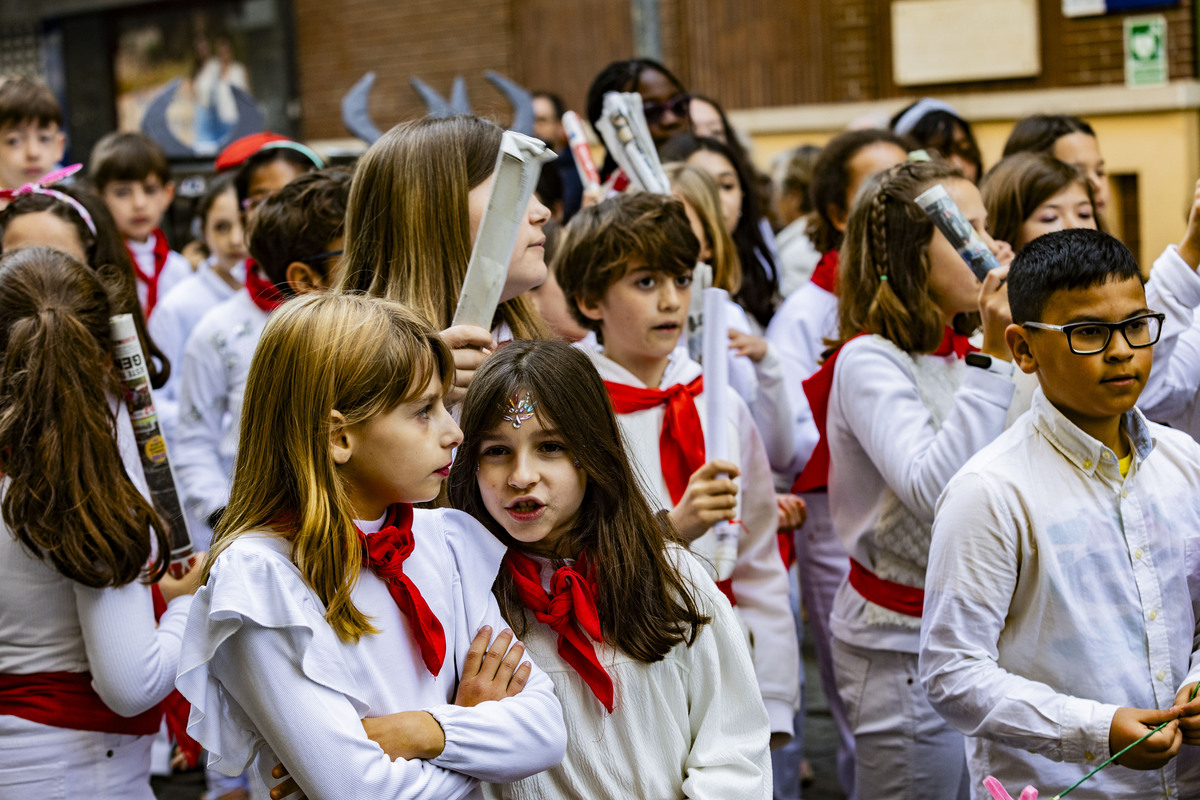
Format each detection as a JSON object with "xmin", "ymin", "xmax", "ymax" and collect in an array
[{"xmin": 984, "ymin": 775, "xmax": 1038, "ymax": 800}]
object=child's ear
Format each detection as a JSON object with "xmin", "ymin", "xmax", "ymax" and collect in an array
[
  {"xmin": 163, "ymin": 181, "xmax": 176, "ymax": 204},
  {"xmin": 828, "ymin": 202, "xmax": 849, "ymax": 233},
  {"xmin": 1005, "ymin": 323, "xmax": 1038, "ymax": 375},
  {"xmin": 575, "ymin": 295, "xmax": 604, "ymax": 323},
  {"xmin": 330, "ymin": 410, "xmax": 355, "ymax": 465},
  {"xmin": 287, "ymin": 261, "xmax": 326, "ymax": 294}
]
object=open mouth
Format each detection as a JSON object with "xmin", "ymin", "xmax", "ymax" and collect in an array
[
  {"xmin": 654, "ymin": 322, "xmax": 680, "ymax": 332},
  {"xmin": 506, "ymin": 498, "xmax": 545, "ymax": 521},
  {"xmin": 435, "ymin": 464, "xmax": 451, "ymax": 477}
]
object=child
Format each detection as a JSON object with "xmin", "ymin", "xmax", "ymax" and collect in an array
[
  {"xmin": 772, "ymin": 143, "xmax": 823, "ymax": 297},
  {"xmin": 1002, "ymin": 114, "xmax": 1109, "ymax": 217},
  {"xmin": 921, "ymin": 227, "xmax": 1200, "ymax": 798},
  {"xmin": 553, "ymin": 191, "xmax": 801, "ymax": 749},
  {"xmin": 149, "ymin": 173, "xmax": 248, "ymax": 444},
  {"xmin": 214, "ymin": 132, "xmax": 324, "ymax": 214},
  {"xmin": 337, "ymin": 115, "xmax": 550, "ymax": 406},
  {"xmin": 585, "ymin": 59, "xmax": 690, "ymax": 151},
  {"xmin": 0, "ymin": 247, "xmax": 202, "ymax": 799},
  {"xmin": 890, "ymin": 98, "xmax": 983, "ymax": 183},
  {"xmin": 176, "ymin": 293, "xmax": 565, "ymax": 798},
  {"xmin": 175, "ymin": 168, "xmax": 348, "ymax": 543},
  {"xmin": 812, "ymin": 160, "xmax": 1014, "ymax": 799},
  {"xmin": 0, "ymin": 179, "xmax": 171, "ymax": 390},
  {"xmin": 982, "ymin": 151, "xmax": 1099, "ymax": 250},
  {"xmin": 448, "ymin": 339, "xmax": 772, "ymax": 798},
  {"xmin": 0, "ymin": 76, "xmax": 64, "ymax": 192},
  {"xmin": 88, "ymin": 131, "xmax": 192, "ymax": 318}
]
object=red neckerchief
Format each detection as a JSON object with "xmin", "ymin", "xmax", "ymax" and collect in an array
[
  {"xmin": 244, "ymin": 258, "xmax": 285, "ymax": 314},
  {"xmin": 504, "ymin": 550, "xmax": 614, "ymax": 713},
  {"xmin": 357, "ymin": 504, "xmax": 447, "ymax": 676},
  {"xmin": 809, "ymin": 249, "xmax": 839, "ymax": 295},
  {"xmin": 126, "ymin": 229, "xmax": 171, "ymax": 318},
  {"xmin": 151, "ymin": 585, "xmax": 202, "ymax": 767},
  {"xmin": 792, "ymin": 326, "xmax": 975, "ymax": 494},
  {"xmin": 605, "ymin": 375, "xmax": 705, "ymax": 505}
]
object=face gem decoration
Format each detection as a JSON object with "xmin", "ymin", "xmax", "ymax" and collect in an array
[{"xmin": 502, "ymin": 390, "xmax": 537, "ymax": 429}]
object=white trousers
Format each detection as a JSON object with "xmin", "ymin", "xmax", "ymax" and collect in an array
[{"xmin": 0, "ymin": 715, "xmax": 155, "ymax": 800}]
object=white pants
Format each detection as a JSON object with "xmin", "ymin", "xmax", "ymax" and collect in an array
[
  {"xmin": 0, "ymin": 715, "xmax": 155, "ymax": 800},
  {"xmin": 831, "ymin": 639, "xmax": 969, "ymax": 800},
  {"xmin": 796, "ymin": 493, "xmax": 855, "ymax": 799}
]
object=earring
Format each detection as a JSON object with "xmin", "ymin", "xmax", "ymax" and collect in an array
[{"xmin": 573, "ymin": 458, "xmax": 581, "ymax": 468}]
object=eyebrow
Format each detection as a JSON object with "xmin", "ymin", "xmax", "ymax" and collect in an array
[{"xmin": 1061, "ymin": 307, "xmax": 1152, "ymax": 325}]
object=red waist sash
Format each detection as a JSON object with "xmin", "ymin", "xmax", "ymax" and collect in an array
[
  {"xmin": 847, "ymin": 559, "xmax": 924, "ymax": 618},
  {"xmin": 0, "ymin": 670, "xmax": 162, "ymax": 735}
]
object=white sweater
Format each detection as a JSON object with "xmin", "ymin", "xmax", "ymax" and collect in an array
[
  {"xmin": 587, "ymin": 347, "xmax": 800, "ymax": 737},
  {"xmin": 484, "ymin": 547, "xmax": 771, "ymax": 800},
  {"xmin": 127, "ymin": 233, "xmax": 192, "ymax": 318},
  {"xmin": 177, "ymin": 508, "xmax": 566, "ymax": 799}
]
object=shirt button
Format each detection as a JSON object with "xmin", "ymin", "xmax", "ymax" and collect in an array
[
  {"xmin": 1150, "ymin": 609, "xmax": 1159, "ymax": 621},
  {"xmin": 1122, "ymin": 489, "xmax": 1128, "ymax": 498},
  {"xmin": 1085, "ymin": 751, "xmax": 1095, "ymax": 761},
  {"xmin": 1135, "ymin": 548, "xmax": 1144, "ymax": 559},
  {"xmin": 1084, "ymin": 459, "xmax": 1093, "ymax": 469},
  {"xmin": 1158, "ymin": 670, "xmax": 1167, "ymax": 681}
]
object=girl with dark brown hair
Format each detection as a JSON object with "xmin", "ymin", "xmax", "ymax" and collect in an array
[
  {"xmin": 0, "ymin": 247, "xmax": 202, "ymax": 799},
  {"xmin": 449, "ymin": 339, "xmax": 772, "ymax": 799}
]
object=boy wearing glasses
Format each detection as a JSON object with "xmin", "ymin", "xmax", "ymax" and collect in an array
[{"xmin": 920, "ymin": 228, "xmax": 1200, "ymax": 797}]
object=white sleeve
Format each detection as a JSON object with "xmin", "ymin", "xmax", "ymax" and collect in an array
[
  {"xmin": 764, "ymin": 297, "xmax": 824, "ymax": 479},
  {"xmin": 919, "ymin": 472, "xmax": 1118, "ymax": 764},
  {"xmin": 726, "ymin": 306, "xmax": 794, "ymax": 472},
  {"xmin": 148, "ymin": 298, "xmax": 186, "ymax": 446},
  {"xmin": 213, "ymin": 623, "xmax": 480, "ymax": 800},
  {"xmin": 1140, "ymin": 245, "xmax": 1200, "ymax": 420},
  {"xmin": 175, "ymin": 327, "xmax": 232, "ymax": 520},
  {"xmin": 677, "ymin": 555, "xmax": 773, "ymax": 800},
  {"xmin": 836, "ymin": 345, "xmax": 1013, "ymax": 520},
  {"xmin": 73, "ymin": 579, "xmax": 191, "ymax": 717},
  {"xmin": 730, "ymin": 393, "xmax": 801, "ymax": 736}
]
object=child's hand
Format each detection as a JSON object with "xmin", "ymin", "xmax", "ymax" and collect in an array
[
  {"xmin": 978, "ymin": 266, "xmax": 1013, "ymax": 362},
  {"xmin": 270, "ymin": 763, "xmax": 303, "ymax": 800},
  {"xmin": 667, "ymin": 459, "xmax": 740, "ymax": 543},
  {"xmin": 1172, "ymin": 682, "xmax": 1200, "ymax": 746},
  {"xmin": 454, "ymin": 625, "xmax": 531, "ymax": 707},
  {"xmin": 440, "ymin": 325, "xmax": 497, "ymax": 407},
  {"xmin": 156, "ymin": 552, "xmax": 207, "ymax": 603},
  {"xmin": 728, "ymin": 330, "xmax": 768, "ymax": 363},
  {"xmin": 1178, "ymin": 179, "xmax": 1200, "ymax": 270},
  {"xmin": 1108, "ymin": 705, "xmax": 1182, "ymax": 769},
  {"xmin": 776, "ymin": 494, "xmax": 806, "ymax": 531},
  {"xmin": 990, "ymin": 238, "xmax": 1015, "ymax": 268}
]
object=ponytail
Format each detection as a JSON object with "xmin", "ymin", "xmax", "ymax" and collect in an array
[{"xmin": 0, "ymin": 247, "xmax": 167, "ymax": 586}]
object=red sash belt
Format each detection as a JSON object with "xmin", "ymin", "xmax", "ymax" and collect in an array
[
  {"xmin": 715, "ymin": 577, "xmax": 737, "ymax": 607},
  {"xmin": 847, "ymin": 559, "xmax": 924, "ymax": 617},
  {"xmin": 0, "ymin": 671, "xmax": 162, "ymax": 735}
]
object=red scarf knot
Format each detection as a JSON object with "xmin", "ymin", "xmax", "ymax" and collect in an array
[
  {"xmin": 357, "ymin": 504, "xmax": 447, "ymax": 676},
  {"xmin": 125, "ymin": 228, "xmax": 172, "ymax": 318},
  {"xmin": 605, "ymin": 375, "xmax": 705, "ymax": 505},
  {"xmin": 505, "ymin": 550, "xmax": 614, "ymax": 712},
  {"xmin": 932, "ymin": 326, "xmax": 977, "ymax": 359},
  {"xmin": 809, "ymin": 249, "xmax": 839, "ymax": 295},
  {"xmin": 244, "ymin": 258, "xmax": 285, "ymax": 313}
]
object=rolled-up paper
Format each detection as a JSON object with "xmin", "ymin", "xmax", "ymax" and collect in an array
[
  {"xmin": 562, "ymin": 111, "xmax": 600, "ymax": 192},
  {"xmin": 596, "ymin": 92, "xmax": 670, "ymax": 195},
  {"xmin": 452, "ymin": 130, "xmax": 556, "ymax": 330},
  {"xmin": 701, "ymin": 287, "xmax": 738, "ymax": 580},
  {"xmin": 110, "ymin": 314, "xmax": 194, "ymax": 575},
  {"xmin": 686, "ymin": 262, "xmax": 713, "ymax": 362},
  {"xmin": 915, "ymin": 183, "xmax": 1001, "ymax": 282}
]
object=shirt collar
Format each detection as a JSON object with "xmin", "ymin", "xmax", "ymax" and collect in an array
[{"xmin": 1030, "ymin": 386, "xmax": 1155, "ymax": 478}]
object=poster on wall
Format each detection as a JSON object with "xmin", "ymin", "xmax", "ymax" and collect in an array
[
  {"xmin": 1063, "ymin": 0, "xmax": 1179, "ymax": 18},
  {"xmin": 1125, "ymin": 15, "xmax": 1168, "ymax": 86}
]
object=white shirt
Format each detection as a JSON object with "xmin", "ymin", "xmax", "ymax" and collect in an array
[
  {"xmin": 175, "ymin": 289, "xmax": 268, "ymax": 523},
  {"xmin": 1139, "ymin": 245, "xmax": 1200, "ymax": 432},
  {"xmin": 177, "ymin": 508, "xmax": 566, "ymax": 799},
  {"xmin": 826, "ymin": 335, "xmax": 1014, "ymax": 653},
  {"xmin": 920, "ymin": 388, "xmax": 1200, "ymax": 799},
  {"xmin": 127, "ymin": 233, "xmax": 193, "ymax": 318},
  {"xmin": 148, "ymin": 257, "xmax": 246, "ymax": 449},
  {"xmin": 586, "ymin": 347, "xmax": 800, "ymax": 736},
  {"xmin": 725, "ymin": 302, "xmax": 795, "ymax": 472},
  {"xmin": 484, "ymin": 547, "xmax": 771, "ymax": 800},
  {"xmin": 774, "ymin": 218, "xmax": 821, "ymax": 299}
]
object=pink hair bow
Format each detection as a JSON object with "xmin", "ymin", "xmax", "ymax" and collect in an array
[
  {"xmin": 984, "ymin": 776, "xmax": 1038, "ymax": 800},
  {"xmin": 0, "ymin": 164, "xmax": 96, "ymax": 236}
]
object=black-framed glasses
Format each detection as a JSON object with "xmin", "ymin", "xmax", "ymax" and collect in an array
[
  {"xmin": 1023, "ymin": 312, "xmax": 1165, "ymax": 355},
  {"xmin": 642, "ymin": 93, "xmax": 691, "ymax": 125},
  {"xmin": 298, "ymin": 249, "xmax": 343, "ymax": 266}
]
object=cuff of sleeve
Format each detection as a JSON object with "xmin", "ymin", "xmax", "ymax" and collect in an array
[
  {"xmin": 1153, "ymin": 244, "xmax": 1200, "ymax": 308},
  {"xmin": 425, "ymin": 703, "xmax": 474, "ymax": 771},
  {"xmin": 764, "ymin": 698, "xmax": 796, "ymax": 737},
  {"xmin": 754, "ymin": 343, "xmax": 784, "ymax": 385},
  {"xmin": 1059, "ymin": 696, "xmax": 1118, "ymax": 765}
]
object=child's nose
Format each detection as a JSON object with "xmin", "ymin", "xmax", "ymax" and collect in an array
[
  {"xmin": 508, "ymin": 452, "xmax": 538, "ymax": 487},
  {"xmin": 659, "ymin": 282, "xmax": 682, "ymax": 309}
]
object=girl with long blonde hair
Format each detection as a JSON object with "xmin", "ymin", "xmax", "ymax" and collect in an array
[{"xmin": 178, "ymin": 293, "xmax": 564, "ymax": 799}]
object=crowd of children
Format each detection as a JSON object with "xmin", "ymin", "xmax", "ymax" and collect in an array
[{"xmin": 3, "ymin": 57, "xmax": 1200, "ymax": 800}]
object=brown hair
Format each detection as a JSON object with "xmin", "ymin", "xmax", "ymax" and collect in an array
[
  {"xmin": 0, "ymin": 76, "xmax": 62, "ymax": 130},
  {"xmin": 248, "ymin": 168, "xmax": 351, "ymax": 291},
  {"xmin": 834, "ymin": 160, "xmax": 965, "ymax": 354},
  {"xmin": 553, "ymin": 192, "xmax": 699, "ymax": 333},
  {"xmin": 808, "ymin": 129, "xmax": 910, "ymax": 254},
  {"xmin": 204, "ymin": 293, "xmax": 454, "ymax": 643},
  {"xmin": 0, "ymin": 247, "xmax": 168, "ymax": 586},
  {"xmin": 338, "ymin": 116, "xmax": 547, "ymax": 339},
  {"xmin": 448, "ymin": 339, "xmax": 708, "ymax": 660},
  {"xmin": 0, "ymin": 184, "xmax": 171, "ymax": 388},
  {"xmin": 1002, "ymin": 114, "xmax": 1097, "ymax": 159},
  {"xmin": 981, "ymin": 151, "xmax": 1100, "ymax": 250},
  {"xmin": 664, "ymin": 162, "xmax": 742, "ymax": 294},
  {"xmin": 88, "ymin": 131, "xmax": 171, "ymax": 190}
]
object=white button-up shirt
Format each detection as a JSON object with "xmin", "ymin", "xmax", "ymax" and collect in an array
[{"xmin": 921, "ymin": 388, "xmax": 1200, "ymax": 799}]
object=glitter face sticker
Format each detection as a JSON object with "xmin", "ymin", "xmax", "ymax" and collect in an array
[{"xmin": 502, "ymin": 390, "xmax": 537, "ymax": 428}]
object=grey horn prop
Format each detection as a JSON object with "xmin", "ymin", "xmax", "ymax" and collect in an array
[
  {"xmin": 141, "ymin": 78, "xmax": 264, "ymax": 159},
  {"xmin": 341, "ymin": 72, "xmax": 384, "ymax": 145},
  {"xmin": 409, "ymin": 76, "xmax": 472, "ymax": 117},
  {"xmin": 484, "ymin": 71, "xmax": 534, "ymax": 136}
]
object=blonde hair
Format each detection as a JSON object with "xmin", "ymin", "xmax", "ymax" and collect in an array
[
  {"xmin": 338, "ymin": 115, "xmax": 548, "ymax": 340},
  {"xmin": 204, "ymin": 293, "xmax": 454, "ymax": 642},
  {"xmin": 664, "ymin": 162, "xmax": 742, "ymax": 294}
]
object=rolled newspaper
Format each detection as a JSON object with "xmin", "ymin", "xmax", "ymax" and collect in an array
[
  {"xmin": 596, "ymin": 92, "xmax": 670, "ymax": 195},
  {"xmin": 110, "ymin": 314, "xmax": 194, "ymax": 576},
  {"xmin": 686, "ymin": 261, "xmax": 713, "ymax": 362},
  {"xmin": 452, "ymin": 130, "xmax": 557, "ymax": 330},
  {"xmin": 700, "ymin": 287, "xmax": 738, "ymax": 581},
  {"xmin": 562, "ymin": 110, "xmax": 601, "ymax": 192},
  {"xmin": 915, "ymin": 183, "xmax": 1001, "ymax": 282}
]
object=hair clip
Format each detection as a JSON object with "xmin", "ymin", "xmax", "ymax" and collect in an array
[
  {"xmin": 0, "ymin": 164, "xmax": 96, "ymax": 236},
  {"xmin": 502, "ymin": 390, "xmax": 536, "ymax": 428},
  {"xmin": 879, "ymin": 274, "xmax": 889, "ymax": 282}
]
